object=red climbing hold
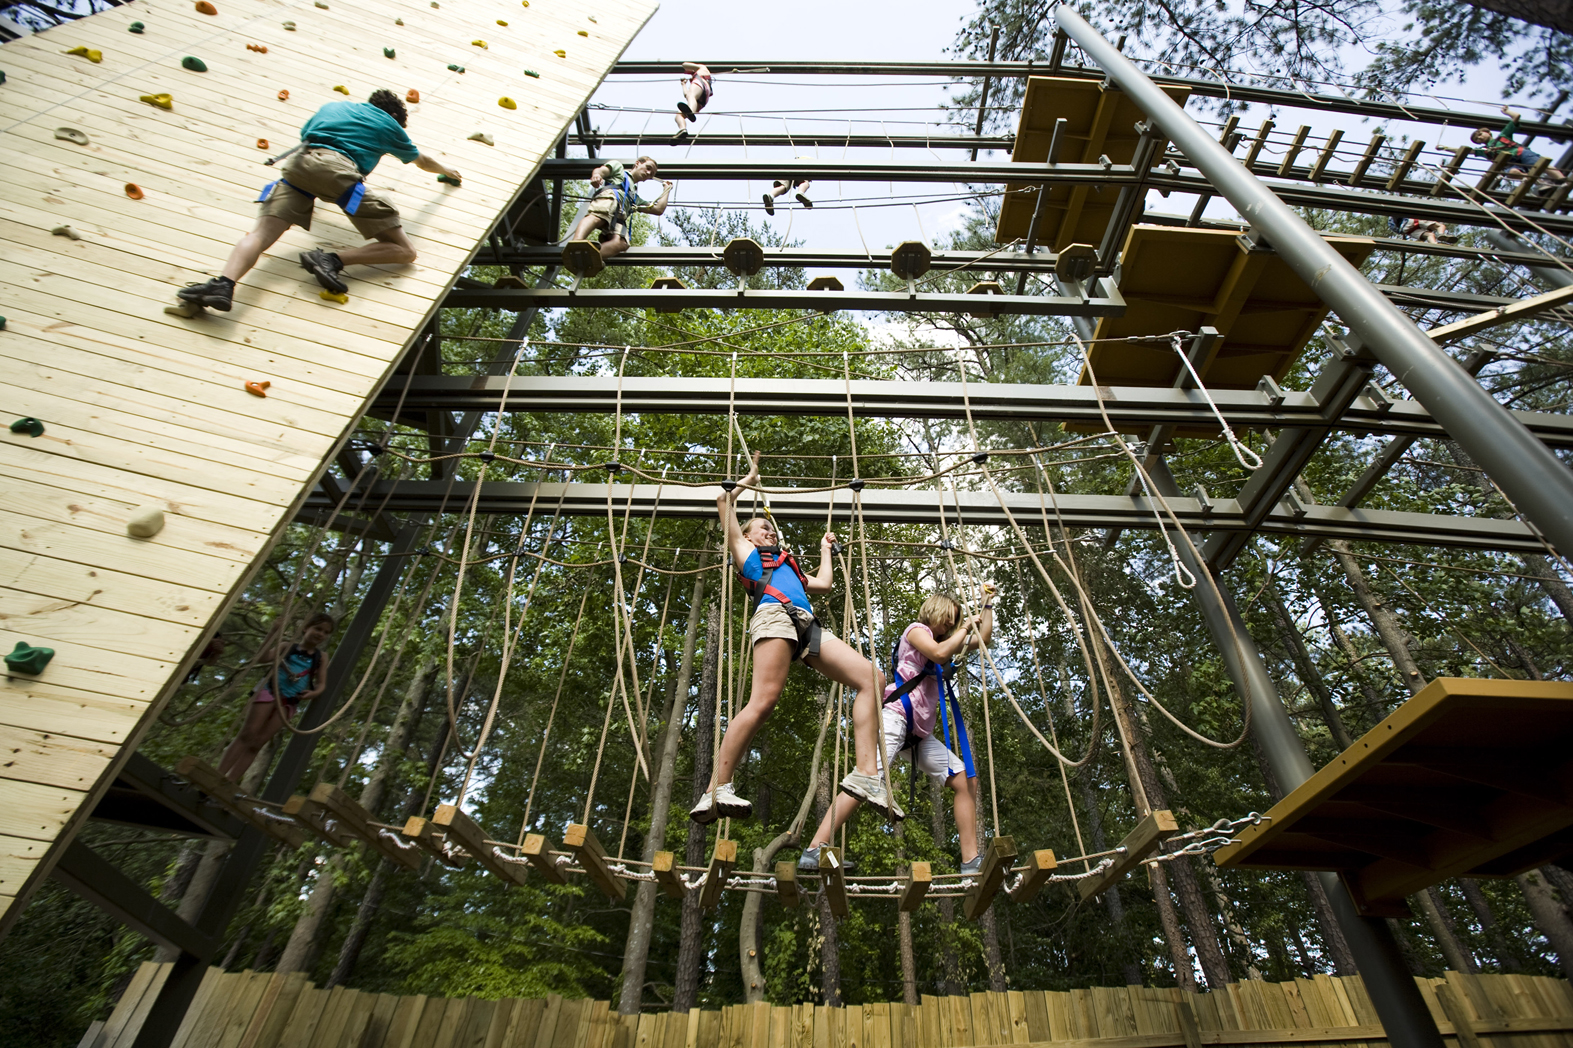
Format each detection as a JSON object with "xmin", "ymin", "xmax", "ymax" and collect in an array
[
  {"xmin": 124, "ymin": 183, "xmax": 144, "ymax": 199},
  {"xmin": 244, "ymin": 380, "xmax": 271, "ymax": 397},
  {"xmin": 195, "ymin": 1, "xmax": 216, "ymax": 14}
]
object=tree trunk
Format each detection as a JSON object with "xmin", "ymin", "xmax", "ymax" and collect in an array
[
  {"xmin": 621, "ymin": 572, "xmax": 708, "ymax": 1013},
  {"xmin": 1517, "ymin": 869, "xmax": 1573, "ymax": 982},
  {"xmin": 1200, "ymin": 860, "xmax": 1263, "ymax": 979},
  {"xmin": 1310, "ymin": 581, "xmax": 1390, "ymax": 727},
  {"xmin": 1262, "ymin": 581, "xmax": 1354, "ymax": 749},
  {"xmin": 931, "ymin": 775, "xmax": 965, "ymax": 995},
  {"xmin": 327, "ymin": 859, "xmax": 390, "ymax": 988},
  {"xmin": 276, "ymin": 856, "xmax": 338, "ymax": 975},
  {"xmin": 673, "ymin": 603, "xmax": 720, "ymax": 1013},
  {"xmin": 1148, "ymin": 862, "xmax": 1197, "ymax": 992},
  {"xmin": 816, "ymin": 756, "xmax": 842, "ymax": 1007},
  {"xmin": 1413, "ymin": 887, "xmax": 1479, "ymax": 972},
  {"xmin": 1459, "ymin": 879, "xmax": 1522, "ymax": 971}
]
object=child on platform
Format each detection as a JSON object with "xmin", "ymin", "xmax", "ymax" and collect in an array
[
  {"xmin": 691, "ymin": 452, "xmax": 895, "ymax": 823},
  {"xmin": 218, "ymin": 612, "xmax": 335, "ymax": 782},
  {"xmin": 177, "ymin": 90, "xmax": 461, "ymax": 312},
  {"xmin": 798, "ymin": 588, "xmax": 995, "ymax": 875}
]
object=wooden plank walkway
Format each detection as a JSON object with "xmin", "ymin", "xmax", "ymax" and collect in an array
[
  {"xmin": 102, "ymin": 964, "xmax": 1573, "ymax": 1047},
  {"xmin": 0, "ymin": 0, "xmax": 656, "ymax": 932}
]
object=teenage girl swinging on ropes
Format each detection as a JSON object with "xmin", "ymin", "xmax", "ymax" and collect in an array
[
  {"xmin": 217, "ymin": 611, "xmax": 335, "ymax": 782},
  {"xmin": 691, "ymin": 452, "xmax": 898, "ymax": 823},
  {"xmin": 797, "ymin": 588, "xmax": 994, "ymax": 874}
]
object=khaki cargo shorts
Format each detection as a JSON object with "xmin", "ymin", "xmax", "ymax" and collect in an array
[
  {"xmin": 259, "ymin": 147, "xmax": 402, "ymax": 237},
  {"xmin": 748, "ymin": 601, "xmax": 829, "ymax": 662},
  {"xmin": 585, "ymin": 191, "xmax": 620, "ymax": 222}
]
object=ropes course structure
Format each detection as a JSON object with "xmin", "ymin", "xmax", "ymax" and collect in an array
[{"xmin": 18, "ymin": 6, "xmax": 1573, "ymax": 1047}]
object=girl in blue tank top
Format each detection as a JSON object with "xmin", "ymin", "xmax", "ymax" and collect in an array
[{"xmin": 218, "ymin": 612, "xmax": 336, "ymax": 782}]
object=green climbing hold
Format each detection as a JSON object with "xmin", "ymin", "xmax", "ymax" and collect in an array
[
  {"xmin": 436, "ymin": 174, "xmax": 461, "ymax": 185},
  {"xmin": 447, "ymin": 64, "xmax": 464, "ymax": 72},
  {"xmin": 9, "ymin": 417, "xmax": 44, "ymax": 438},
  {"xmin": 4, "ymin": 642, "xmax": 54, "ymax": 675},
  {"xmin": 0, "ymin": 317, "xmax": 6, "ymax": 330},
  {"xmin": 523, "ymin": 68, "xmax": 540, "ymax": 78},
  {"xmin": 181, "ymin": 56, "xmax": 208, "ymax": 72},
  {"xmin": 128, "ymin": 20, "xmax": 145, "ymax": 32},
  {"xmin": 384, "ymin": 47, "xmax": 395, "ymax": 58}
]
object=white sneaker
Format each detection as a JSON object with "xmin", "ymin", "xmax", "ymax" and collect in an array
[
  {"xmin": 689, "ymin": 782, "xmax": 751, "ymax": 824},
  {"xmin": 840, "ymin": 771, "xmax": 906, "ymax": 821}
]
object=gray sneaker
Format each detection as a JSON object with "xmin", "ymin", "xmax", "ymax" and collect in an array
[
  {"xmin": 797, "ymin": 846, "xmax": 822, "ymax": 872},
  {"xmin": 840, "ymin": 770, "xmax": 906, "ymax": 821},
  {"xmin": 959, "ymin": 855, "xmax": 984, "ymax": 877}
]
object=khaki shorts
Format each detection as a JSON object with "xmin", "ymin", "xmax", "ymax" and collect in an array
[
  {"xmin": 748, "ymin": 601, "xmax": 828, "ymax": 661},
  {"xmin": 259, "ymin": 147, "xmax": 401, "ymax": 237}
]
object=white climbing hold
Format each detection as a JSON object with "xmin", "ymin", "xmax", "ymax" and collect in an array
[
  {"xmin": 51, "ymin": 225, "xmax": 82, "ymax": 240},
  {"xmin": 468, "ymin": 131, "xmax": 494, "ymax": 145},
  {"xmin": 127, "ymin": 506, "xmax": 166, "ymax": 538}
]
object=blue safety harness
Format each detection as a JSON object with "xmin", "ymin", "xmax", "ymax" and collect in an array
[
  {"xmin": 258, "ymin": 147, "xmax": 367, "ymax": 215},
  {"xmin": 885, "ymin": 640, "xmax": 975, "ymax": 806}
]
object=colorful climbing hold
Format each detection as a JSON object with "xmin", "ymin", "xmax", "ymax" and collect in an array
[
  {"xmin": 436, "ymin": 173, "xmax": 461, "ymax": 185},
  {"xmin": 4, "ymin": 642, "xmax": 55, "ymax": 676},
  {"xmin": 9, "ymin": 417, "xmax": 45, "ymax": 437},
  {"xmin": 577, "ymin": 29, "xmax": 588, "ymax": 36},
  {"xmin": 588, "ymin": 14, "xmax": 597, "ymax": 21},
  {"xmin": 314, "ymin": 1, "xmax": 329, "ymax": 7},
  {"xmin": 257, "ymin": 138, "xmax": 268, "ymax": 148},
  {"xmin": 472, "ymin": 40, "xmax": 487, "ymax": 48},
  {"xmin": 522, "ymin": 69, "xmax": 539, "ymax": 78},
  {"xmin": 521, "ymin": 1, "xmax": 528, "ymax": 6},
  {"xmin": 277, "ymin": 88, "xmax": 290, "ymax": 100},
  {"xmin": 333, "ymin": 84, "xmax": 349, "ymax": 94},
  {"xmin": 65, "ymin": 46, "xmax": 104, "ymax": 63},
  {"xmin": 395, "ymin": 17, "xmax": 403, "ymax": 24},
  {"xmin": 498, "ymin": 97, "xmax": 516, "ymax": 109},
  {"xmin": 319, "ymin": 290, "xmax": 348, "ymax": 304},
  {"xmin": 246, "ymin": 42, "xmax": 267, "ymax": 52},
  {"xmin": 497, "ymin": 19, "xmax": 508, "ymax": 25},
  {"xmin": 447, "ymin": 64, "xmax": 464, "ymax": 73},
  {"xmin": 430, "ymin": 2, "xmax": 439, "ymax": 8},
  {"xmin": 50, "ymin": 225, "xmax": 82, "ymax": 240},
  {"xmin": 0, "ymin": 318, "xmax": 6, "ymax": 330},
  {"xmin": 282, "ymin": 20, "xmax": 295, "ymax": 29},
  {"xmin": 164, "ymin": 303, "xmax": 200, "ymax": 318},
  {"xmin": 54, "ymin": 127, "xmax": 89, "ymax": 145},
  {"xmin": 194, "ymin": 1, "xmax": 216, "ymax": 14},
  {"xmin": 181, "ymin": 56, "xmax": 207, "ymax": 72},
  {"xmin": 469, "ymin": 131, "xmax": 494, "ymax": 145},
  {"xmin": 553, "ymin": 49, "xmax": 566, "ymax": 57},
  {"xmin": 126, "ymin": 506, "xmax": 165, "ymax": 538},
  {"xmin": 124, "ymin": 183, "xmax": 144, "ymax": 199},
  {"xmin": 406, "ymin": 89, "xmax": 419, "ymax": 102},
  {"xmin": 140, "ymin": 93, "xmax": 173, "ymax": 109},
  {"xmin": 128, "ymin": 20, "xmax": 145, "ymax": 32},
  {"xmin": 244, "ymin": 379, "xmax": 272, "ymax": 396},
  {"xmin": 384, "ymin": 47, "xmax": 395, "ymax": 58}
]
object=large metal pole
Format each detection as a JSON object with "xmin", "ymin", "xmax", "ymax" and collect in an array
[
  {"xmin": 1055, "ymin": 5, "xmax": 1573, "ymax": 561},
  {"xmin": 1143, "ymin": 459, "xmax": 1444, "ymax": 1048}
]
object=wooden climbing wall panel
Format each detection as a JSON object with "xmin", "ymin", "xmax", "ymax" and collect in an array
[{"xmin": 0, "ymin": 0, "xmax": 654, "ymax": 933}]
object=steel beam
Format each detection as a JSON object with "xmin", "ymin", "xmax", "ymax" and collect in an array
[
  {"xmin": 589, "ymin": 132, "xmax": 1020, "ymax": 150},
  {"xmin": 368, "ymin": 375, "xmax": 1573, "ymax": 449},
  {"xmin": 90, "ymin": 752, "xmax": 242, "ymax": 840},
  {"xmin": 53, "ymin": 841, "xmax": 216, "ymax": 958},
  {"xmin": 296, "ymin": 481, "xmax": 1543, "ymax": 554},
  {"xmin": 441, "ymin": 285, "xmax": 1126, "ymax": 317},
  {"xmin": 609, "ymin": 61, "xmax": 1573, "ymax": 141}
]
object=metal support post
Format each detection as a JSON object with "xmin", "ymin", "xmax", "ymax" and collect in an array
[
  {"xmin": 1141, "ymin": 455, "xmax": 1444, "ymax": 1048},
  {"xmin": 1056, "ymin": 4, "xmax": 1573, "ymax": 564}
]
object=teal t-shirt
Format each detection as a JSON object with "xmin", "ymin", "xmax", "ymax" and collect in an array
[{"xmin": 300, "ymin": 101, "xmax": 419, "ymax": 176}]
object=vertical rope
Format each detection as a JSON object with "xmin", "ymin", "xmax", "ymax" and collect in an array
[
  {"xmin": 619, "ymin": 556, "xmax": 680, "ymax": 859},
  {"xmin": 519, "ymin": 582, "xmax": 593, "ymax": 843}
]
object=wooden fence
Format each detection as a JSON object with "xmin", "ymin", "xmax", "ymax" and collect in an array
[{"xmin": 90, "ymin": 962, "xmax": 1573, "ymax": 1048}]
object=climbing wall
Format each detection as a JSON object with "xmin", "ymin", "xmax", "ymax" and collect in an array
[{"xmin": 0, "ymin": 0, "xmax": 655, "ymax": 933}]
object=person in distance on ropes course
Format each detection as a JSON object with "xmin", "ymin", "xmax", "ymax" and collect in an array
[
  {"xmin": 217, "ymin": 612, "xmax": 336, "ymax": 782},
  {"xmin": 798, "ymin": 588, "xmax": 994, "ymax": 875},
  {"xmin": 672, "ymin": 60, "xmax": 713, "ymax": 144},
  {"xmin": 691, "ymin": 452, "xmax": 896, "ymax": 824},
  {"xmin": 1388, "ymin": 215, "xmax": 1454, "ymax": 245},
  {"xmin": 1470, "ymin": 105, "xmax": 1567, "ymax": 187},
  {"xmin": 762, "ymin": 171, "xmax": 812, "ymax": 216},
  {"xmin": 565, "ymin": 156, "xmax": 674, "ymax": 261},
  {"xmin": 176, "ymin": 89, "xmax": 462, "ymax": 312}
]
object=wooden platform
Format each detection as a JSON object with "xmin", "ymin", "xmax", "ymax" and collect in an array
[
  {"xmin": 98, "ymin": 961, "xmax": 1573, "ymax": 1048},
  {"xmin": 994, "ymin": 76, "xmax": 1189, "ymax": 250},
  {"xmin": 0, "ymin": 0, "xmax": 654, "ymax": 934},
  {"xmin": 1214, "ymin": 677, "xmax": 1573, "ymax": 916},
  {"xmin": 1080, "ymin": 225, "xmax": 1376, "ymax": 390}
]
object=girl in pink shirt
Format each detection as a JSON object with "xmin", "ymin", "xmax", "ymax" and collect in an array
[{"xmin": 798, "ymin": 588, "xmax": 995, "ymax": 875}]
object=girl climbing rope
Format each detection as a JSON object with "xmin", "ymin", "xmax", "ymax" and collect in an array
[
  {"xmin": 797, "ymin": 588, "xmax": 994, "ymax": 874},
  {"xmin": 218, "ymin": 612, "xmax": 336, "ymax": 781},
  {"xmin": 691, "ymin": 452, "xmax": 895, "ymax": 824}
]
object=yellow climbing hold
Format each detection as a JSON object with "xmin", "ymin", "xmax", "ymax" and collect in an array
[
  {"xmin": 333, "ymin": 84, "xmax": 349, "ymax": 94},
  {"xmin": 140, "ymin": 93, "xmax": 174, "ymax": 110},
  {"xmin": 498, "ymin": 97, "xmax": 516, "ymax": 109},
  {"xmin": 319, "ymin": 290, "xmax": 348, "ymax": 304},
  {"xmin": 497, "ymin": 19, "xmax": 508, "ymax": 25},
  {"xmin": 472, "ymin": 39, "xmax": 487, "ymax": 48},
  {"xmin": 577, "ymin": 29, "xmax": 588, "ymax": 36},
  {"xmin": 553, "ymin": 49, "xmax": 566, "ymax": 57},
  {"xmin": 65, "ymin": 46, "xmax": 104, "ymax": 62}
]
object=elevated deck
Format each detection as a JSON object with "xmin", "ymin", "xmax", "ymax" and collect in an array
[{"xmin": 0, "ymin": 0, "xmax": 654, "ymax": 932}]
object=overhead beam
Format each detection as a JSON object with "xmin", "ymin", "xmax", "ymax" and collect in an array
[
  {"xmin": 370, "ymin": 375, "xmax": 1573, "ymax": 450},
  {"xmin": 441, "ymin": 285, "xmax": 1126, "ymax": 317},
  {"xmin": 609, "ymin": 61, "xmax": 1573, "ymax": 141},
  {"xmin": 587, "ymin": 132, "xmax": 1020, "ymax": 150},
  {"xmin": 297, "ymin": 481, "xmax": 1546, "ymax": 554}
]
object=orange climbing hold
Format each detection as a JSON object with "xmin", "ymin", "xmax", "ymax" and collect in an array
[
  {"xmin": 257, "ymin": 138, "xmax": 269, "ymax": 149},
  {"xmin": 124, "ymin": 183, "xmax": 144, "ymax": 199},
  {"xmin": 406, "ymin": 89, "xmax": 420, "ymax": 103},
  {"xmin": 277, "ymin": 88, "xmax": 289, "ymax": 101},
  {"xmin": 247, "ymin": 43, "xmax": 268, "ymax": 53},
  {"xmin": 244, "ymin": 380, "xmax": 270, "ymax": 397},
  {"xmin": 194, "ymin": 1, "xmax": 216, "ymax": 13}
]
